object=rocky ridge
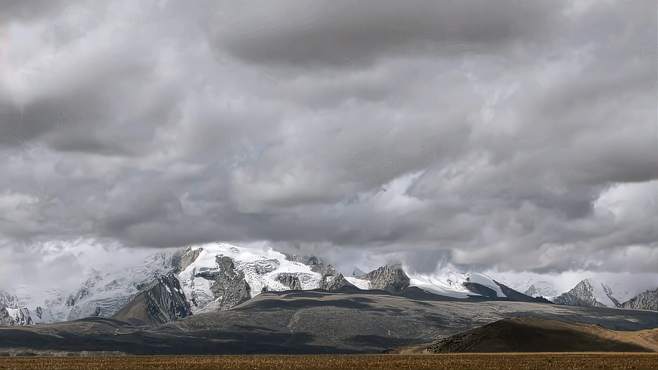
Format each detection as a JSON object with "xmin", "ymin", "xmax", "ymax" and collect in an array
[
  {"xmin": 0, "ymin": 291, "xmax": 34, "ymax": 326},
  {"xmin": 209, "ymin": 256, "xmax": 252, "ymax": 310},
  {"xmin": 113, "ymin": 273, "xmax": 192, "ymax": 325},
  {"xmin": 622, "ymin": 288, "xmax": 658, "ymax": 311},
  {"xmin": 276, "ymin": 273, "xmax": 302, "ymax": 290},
  {"xmin": 360, "ymin": 264, "xmax": 410, "ymax": 293},
  {"xmin": 553, "ymin": 279, "xmax": 618, "ymax": 308}
]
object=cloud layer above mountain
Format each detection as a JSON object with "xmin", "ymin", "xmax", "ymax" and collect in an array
[{"xmin": 0, "ymin": 0, "xmax": 656, "ymax": 279}]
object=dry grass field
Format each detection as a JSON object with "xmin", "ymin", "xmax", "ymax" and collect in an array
[{"xmin": 0, "ymin": 354, "xmax": 657, "ymax": 370}]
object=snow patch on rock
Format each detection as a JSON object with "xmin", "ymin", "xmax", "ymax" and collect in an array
[{"xmin": 177, "ymin": 242, "xmax": 323, "ymax": 312}]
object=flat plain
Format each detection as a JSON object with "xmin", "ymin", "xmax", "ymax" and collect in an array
[{"xmin": 1, "ymin": 354, "xmax": 657, "ymax": 370}]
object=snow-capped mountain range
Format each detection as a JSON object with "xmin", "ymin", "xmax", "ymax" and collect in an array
[
  {"xmin": 0, "ymin": 251, "xmax": 176, "ymax": 325},
  {"xmin": 1, "ymin": 242, "xmax": 656, "ymax": 327},
  {"xmin": 522, "ymin": 277, "xmax": 658, "ymax": 311}
]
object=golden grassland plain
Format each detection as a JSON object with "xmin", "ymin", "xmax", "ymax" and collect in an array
[{"xmin": 0, "ymin": 354, "xmax": 657, "ymax": 370}]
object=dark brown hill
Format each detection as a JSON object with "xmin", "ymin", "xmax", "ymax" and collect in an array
[{"xmin": 428, "ymin": 317, "xmax": 658, "ymax": 353}]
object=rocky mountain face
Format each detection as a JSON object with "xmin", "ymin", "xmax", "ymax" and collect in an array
[
  {"xmin": 0, "ymin": 291, "xmax": 19, "ymax": 308},
  {"xmin": 209, "ymin": 256, "xmax": 252, "ymax": 310},
  {"xmin": 0, "ymin": 306, "xmax": 33, "ymax": 326},
  {"xmin": 360, "ymin": 264, "xmax": 410, "ymax": 293},
  {"xmin": 173, "ymin": 248, "xmax": 202, "ymax": 273},
  {"xmin": 113, "ymin": 273, "xmax": 192, "ymax": 325},
  {"xmin": 320, "ymin": 272, "xmax": 357, "ymax": 291},
  {"xmin": 553, "ymin": 279, "xmax": 618, "ymax": 308},
  {"xmin": 276, "ymin": 273, "xmax": 302, "ymax": 290},
  {"xmin": 622, "ymin": 288, "xmax": 658, "ymax": 311},
  {"xmin": 0, "ymin": 291, "xmax": 34, "ymax": 326}
]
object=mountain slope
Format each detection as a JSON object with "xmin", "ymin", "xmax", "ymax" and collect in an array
[
  {"xmin": 360, "ymin": 265, "xmax": 410, "ymax": 293},
  {"xmin": 19, "ymin": 252, "xmax": 178, "ymax": 324},
  {"xmin": 0, "ymin": 306, "xmax": 33, "ymax": 326},
  {"xmin": 0, "ymin": 291, "xmax": 33, "ymax": 326},
  {"xmin": 113, "ymin": 274, "xmax": 192, "ymax": 325},
  {"xmin": 494, "ymin": 281, "xmax": 550, "ymax": 303},
  {"xmin": 428, "ymin": 318, "xmax": 656, "ymax": 353},
  {"xmin": 408, "ymin": 268, "xmax": 541, "ymax": 303},
  {"xmin": 553, "ymin": 279, "xmax": 620, "ymax": 308},
  {"xmin": 623, "ymin": 288, "xmax": 658, "ymax": 311},
  {"xmin": 523, "ymin": 281, "xmax": 558, "ymax": 299}
]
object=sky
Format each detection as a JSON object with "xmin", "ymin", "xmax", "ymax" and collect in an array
[{"xmin": 0, "ymin": 0, "xmax": 656, "ymax": 293}]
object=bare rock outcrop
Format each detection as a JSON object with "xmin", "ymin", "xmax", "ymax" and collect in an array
[
  {"xmin": 622, "ymin": 288, "xmax": 658, "ymax": 311},
  {"xmin": 210, "ymin": 256, "xmax": 251, "ymax": 310},
  {"xmin": 361, "ymin": 265, "xmax": 410, "ymax": 293},
  {"xmin": 276, "ymin": 273, "xmax": 303, "ymax": 290},
  {"xmin": 113, "ymin": 274, "xmax": 192, "ymax": 325}
]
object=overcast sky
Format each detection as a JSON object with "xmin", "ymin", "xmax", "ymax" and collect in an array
[{"xmin": 0, "ymin": 0, "xmax": 656, "ymax": 291}]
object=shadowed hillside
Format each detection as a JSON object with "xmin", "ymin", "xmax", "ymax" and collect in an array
[{"xmin": 428, "ymin": 317, "xmax": 658, "ymax": 353}]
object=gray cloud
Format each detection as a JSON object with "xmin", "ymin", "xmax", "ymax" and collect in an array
[
  {"xmin": 0, "ymin": 0, "xmax": 656, "ymax": 280},
  {"xmin": 0, "ymin": 0, "xmax": 70, "ymax": 22},
  {"xmin": 214, "ymin": 0, "xmax": 562, "ymax": 67}
]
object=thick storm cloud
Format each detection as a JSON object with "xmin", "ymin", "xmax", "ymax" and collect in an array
[{"xmin": 0, "ymin": 0, "xmax": 656, "ymax": 285}]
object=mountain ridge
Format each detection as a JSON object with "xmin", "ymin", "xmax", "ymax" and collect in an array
[
  {"xmin": 3, "ymin": 242, "xmax": 656, "ymax": 328},
  {"xmin": 622, "ymin": 288, "xmax": 658, "ymax": 311},
  {"xmin": 551, "ymin": 278, "xmax": 626, "ymax": 309}
]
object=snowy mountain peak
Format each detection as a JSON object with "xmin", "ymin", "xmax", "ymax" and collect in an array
[
  {"xmin": 553, "ymin": 279, "xmax": 620, "ymax": 308},
  {"xmin": 4, "ymin": 249, "xmax": 179, "ymax": 325},
  {"xmin": 408, "ymin": 265, "xmax": 472, "ymax": 298},
  {"xmin": 0, "ymin": 307, "xmax": 33, "ymax": 326},
  {"xmin": 0, "ymin": 291, "xmax": 33, "ymax": 326},
  {"xmin": 0, "ymin": 291, "xmax": 19, "ymax": 308},
  {"xmin": 463, "ymin": 273, "xmax": 507, "ymax": 298},
  {"xmin": 176, "ymin": 243, "xmax": 324, "ymax": 312},
  {"xmin": 407, "ymin": 266, "xmax": 513, "ymax": 299},
  {"xmin": 523, "ymin": 281, "xmax": 558, "ymax": 299},
  {"xmin": 361, "ymin": 264, "xmax": 410, "ymax": 293}
]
